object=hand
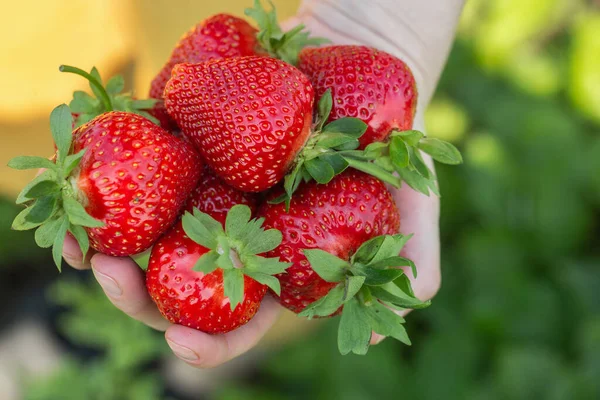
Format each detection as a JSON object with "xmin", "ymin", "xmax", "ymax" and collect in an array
[{"xmin": 62, "ymin": 0, "xmax": 464, "ymax": 367}]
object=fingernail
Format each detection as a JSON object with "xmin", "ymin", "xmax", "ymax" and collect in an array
[
  {"xmin": 166, "ymin": 339, "xmax": 200, "ymax": 362},
  {"xmin": 92, "ymin": 269, "xmax": 123, "ymax": 297}
]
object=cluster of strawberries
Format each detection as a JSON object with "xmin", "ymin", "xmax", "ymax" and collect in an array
[{"xmin": 10, "ymin": 2, "xmax": 461, "ymax": 355}]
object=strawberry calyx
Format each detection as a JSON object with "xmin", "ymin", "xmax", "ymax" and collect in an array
[
  {"xmin": 273, "ymin": 90, "xmax": 402, "ymax": 207},
  {"xmin": 245, "ymin": 0, "xmax": 330, "ymax": 65},
  {"xmin": 182, "ymin": 204, "xmax": 291, "ymax": 310},
  {"xmin": 363, "ymin": 130, "xmax": 463, "ymax": 196},
  {"xmin": 8, "ymin": 104, "xmax": 104, "ymax": 271},
  {"xmin": 59, "ymin": 65, "xmax": 159, "ymax": 128},
  {"xmin": 297, "ymin": 234, "xmax": 430, "ymax": 355}
]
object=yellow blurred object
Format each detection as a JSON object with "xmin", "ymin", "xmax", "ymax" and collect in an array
[
  {"xmin": 569, "ymin": 12, "xmax": 600, "ymax": 124},
  {"xmin": 0, "ymin": 0, "xmax": 133, "ymax": 121},
  {"xmin": 0, "ymin": 0, "xmax": 299, "ymax": 197}
]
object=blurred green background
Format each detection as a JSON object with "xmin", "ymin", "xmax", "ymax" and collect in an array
[{"xmin": 1, "ymin": 0, "xmax": 599, "ymax": 399}]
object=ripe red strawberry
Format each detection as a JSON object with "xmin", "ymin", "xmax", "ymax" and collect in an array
[
  {"xmin": 297, "ymin": 45, "xmax": 463, "ymax": 196},
  {"xmin": 258, "ymin": 170, "xmax": 400, "ymax": 313},
  {"xmin": 164, "ymin": 56, "xmax": 399, "ymax": 197},
  {"xmin": 298, "ymin": 45, "xmax": 418, "ymax": 149},
  {"xmin": 185, "ymin": 167, "xmax": 258, "ymax": 224},
  {"xmin": 146, "ymin": 202, "xmax": 289, "ymax": 334},
  {"xmin": 149, "ymin": 14, "xmax": 261, "ymax": 101},
  {"xmin": 9, "ymin": 106, "xmax": 202, "ymax": 269},
  {"xmin": 60, "ymin": 65, "xmax": 162, "ymax": 129},
  {"xmin": 258, "ymin": 170, "xmax": 429, "ymax": 355},
  {"xmin": 150, "ymin": 1, "xmax": 328, "ymax": 100},
  {"xmin": 165, "ymin": 56, "xmax": 314, "ymax": 192}
]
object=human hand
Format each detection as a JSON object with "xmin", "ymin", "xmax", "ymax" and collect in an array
[{"xmin": 62, "ymin": 0, "xmax": 464, "ymax": 366}]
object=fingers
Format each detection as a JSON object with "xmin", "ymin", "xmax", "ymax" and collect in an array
[
  {"xmin": 90, "ymin": 253, "xmax": 171, "ymax": 331},
  {"xmin": 164, "ymin": 295, "xmax": 283, "ymax": 368},
  {"xmin": 62, "ymin": 234, "xmax": 94, "ymax": 270}
]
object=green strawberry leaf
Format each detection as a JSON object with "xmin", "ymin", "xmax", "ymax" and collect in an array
[
  {"xmin": 244, "ymin": 254, "xmax": 290, "ymax": 275},
  {"xmin": 8, "ymin": 156, "xmax": 58, "ymax": 171},
  {"xmin": 418, "ymin": 137, "xmax": 463, "ymax": 165},
  {"xmin": 397, "ymin": 168, "xmax": 439, "ymax": 196},
  {"xmin": 16, "ymin": 170, "xmax": 57, "ymax": 204},
  {"xmin": 351, "ymin": 235, "xmax": 387, "ymax": 265},
  {"xmin": 316, "ymin": 89, "xmax": 333, "ymax": 130},
  {"xmin": 366, "ymin": 301, "xmax": 411, "ymax": 345},
  {"xmin": 322, "ymin": 117, "xmax": 367, "ymax": 138},
  {"xmin": 318, "ymin": 153, "xmax": 350, "ymax": 175},
  {"xmin": 344, "ymin": 275, "xmax": 366, "ymax": 301},
  {"xmin": 245, "ymin": 271, "xmax": 281, "ymax": 295},
  {"xmin": 68, "ymin": 223, "xmax": 90, "ymax": 261},
  {"xmin": 192, "ymin": 250, "xmax": 219, "ymax": 274},
  {"xmin": 225, "ymin": 204, "xmax": 253, "ymax": 241},
  {"xmin": 50, "ymin": 104, "xmax": 74, "ymax": 165},
  {"xmin": 183, "ymin": 210, "xmax": 221, "ymax": 248},
  {"xmin": 26, "ymin": 195, "xmax": 58, "ymax": 224},
  {"xmin": 35, "ymin": 217, "xmax": 65, "ymax": 248},
  {"xmin": 60, "ymin": 65, "xmax": 159, "ymax": 128},
  {"xmin": 223, "ymin": 268, "xmax": 245, "ymax": 310},
  {"xmin": 363, "ymin": 142, "xmax": 388, "ymax": 159},
  {"xmin": 315, "ymin": 132, "xmax": 358, "ymax": 149},
  {"xmin": 131, "ymin": 99, "xmax": 158, "ymax": 109},
  {"xmin": 389, "ymin": 136, "xmax": 409, "ymax": 168},
  {"xmin": 12, "ymin": 207, "xmax": 43, "ymax": 231},
  {"xmin": 343, "ymin": 156, "xmax": 402, "ymax": 188},
  {"xmin": 369, "ymin": 256, "xmax": 415, "ymax": 274},
  {"xmin": 52, "ymin": 217, "xmax": 70, "ymax": 271},
  {"xmin": 395, "ymin": 130, "xmax": 424, "ymax": 147},
  {"xmin": 63, "ymin": 149, "xmax": 87, "ymax": 176},
  {"xmin": 299, "ymin": 283, "xmax": 346, "ymax": 319},
  {"xmin": 338, "ymin": 298, "xmax": 372, "ymax": 355},
  {"xmin": 305, "ymin": 157, "xmax": 335, "ymax": 184},
  {"xmin": 69, "ymin": 91, "xmax": 98, "ymax": 113},
  {"xmin": 244, "ymin": 228, "xmax": 283, "ymax": 254},
  {"xmin": 105, "ymin": 75, "xmax": 125, "ymax": 95},
  {"xmin": 394, "ymin": 274, "xmax": 416, "ymax": 297},
  {"xmin": 369, "ymin": 234, "xmax": 412, "ymax": 265},
  {"xmin": 370, "ymin": 286, "xmax": 430, "ymax": 309},
  {"xmin": 303, "ymin": 249, "xmax": 348, "ymax": 282},
  {"xmin": 63, "ymin": 196, "xmax": 103, "ymax": 228},
  {"xmin": 352, "ymin": 265, "xmax": 405, "ymax": 286},
  {"xmin": 24, "ymin": 180, "xmax": 60, "ymax": 199}
]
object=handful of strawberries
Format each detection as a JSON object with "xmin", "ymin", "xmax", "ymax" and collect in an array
[{"xmin": 10, "ymin": 1, "xmax": 461, "ymax": 355}]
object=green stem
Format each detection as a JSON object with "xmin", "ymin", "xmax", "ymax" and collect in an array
[
  {"xmin": 59, "ymin": 65, "xmax": 113, "ymax": 112},
  {"xmin": 344, "ymin": 157, "xmax": 402, "ymax": 188}
]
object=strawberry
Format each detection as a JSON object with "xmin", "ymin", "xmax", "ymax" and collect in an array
[
  {"xmin": 146, "ymin": 203, "xmax": 289, "ymax": 334},
  {"xmin": 298, "ymin": 45, "xmax": 418, "ymax": 149},
  {"xmin": 149, "ymin": 14, "xmax": 260, "ymax": 102},
  {"xmin": 258, "ymin": 170, "xmax": 429, "ymax": 355},
  {"xmin": 9, "ymin": 105, "xmax": 202, "ymax": 269},
  {"xmin": 185, "ymin": 167, "xmax": 258, "ymax": 224},
  {"xmin": 60, "ymin": 65, "xmax": 162, "ymax": 129},
  {"xmin": 150, "ymin": 1, "xmax": 327, "ymax": 101},
  {"xmin": 165, "ymin": 56, "xmax": 399, "ymax": 198},
  {"xmin": 298, "ymin": 45, "xmax": 463, "ymax": 196}
]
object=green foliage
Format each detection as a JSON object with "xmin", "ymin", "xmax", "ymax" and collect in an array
[{"xmin": 23, "ymin": 279, "xmax": 170, "ymax": 399}]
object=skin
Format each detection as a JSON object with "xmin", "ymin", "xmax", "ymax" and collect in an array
[{"xmin": 62, "ymin": 0, "xmax": 465, "ymax": 368}]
